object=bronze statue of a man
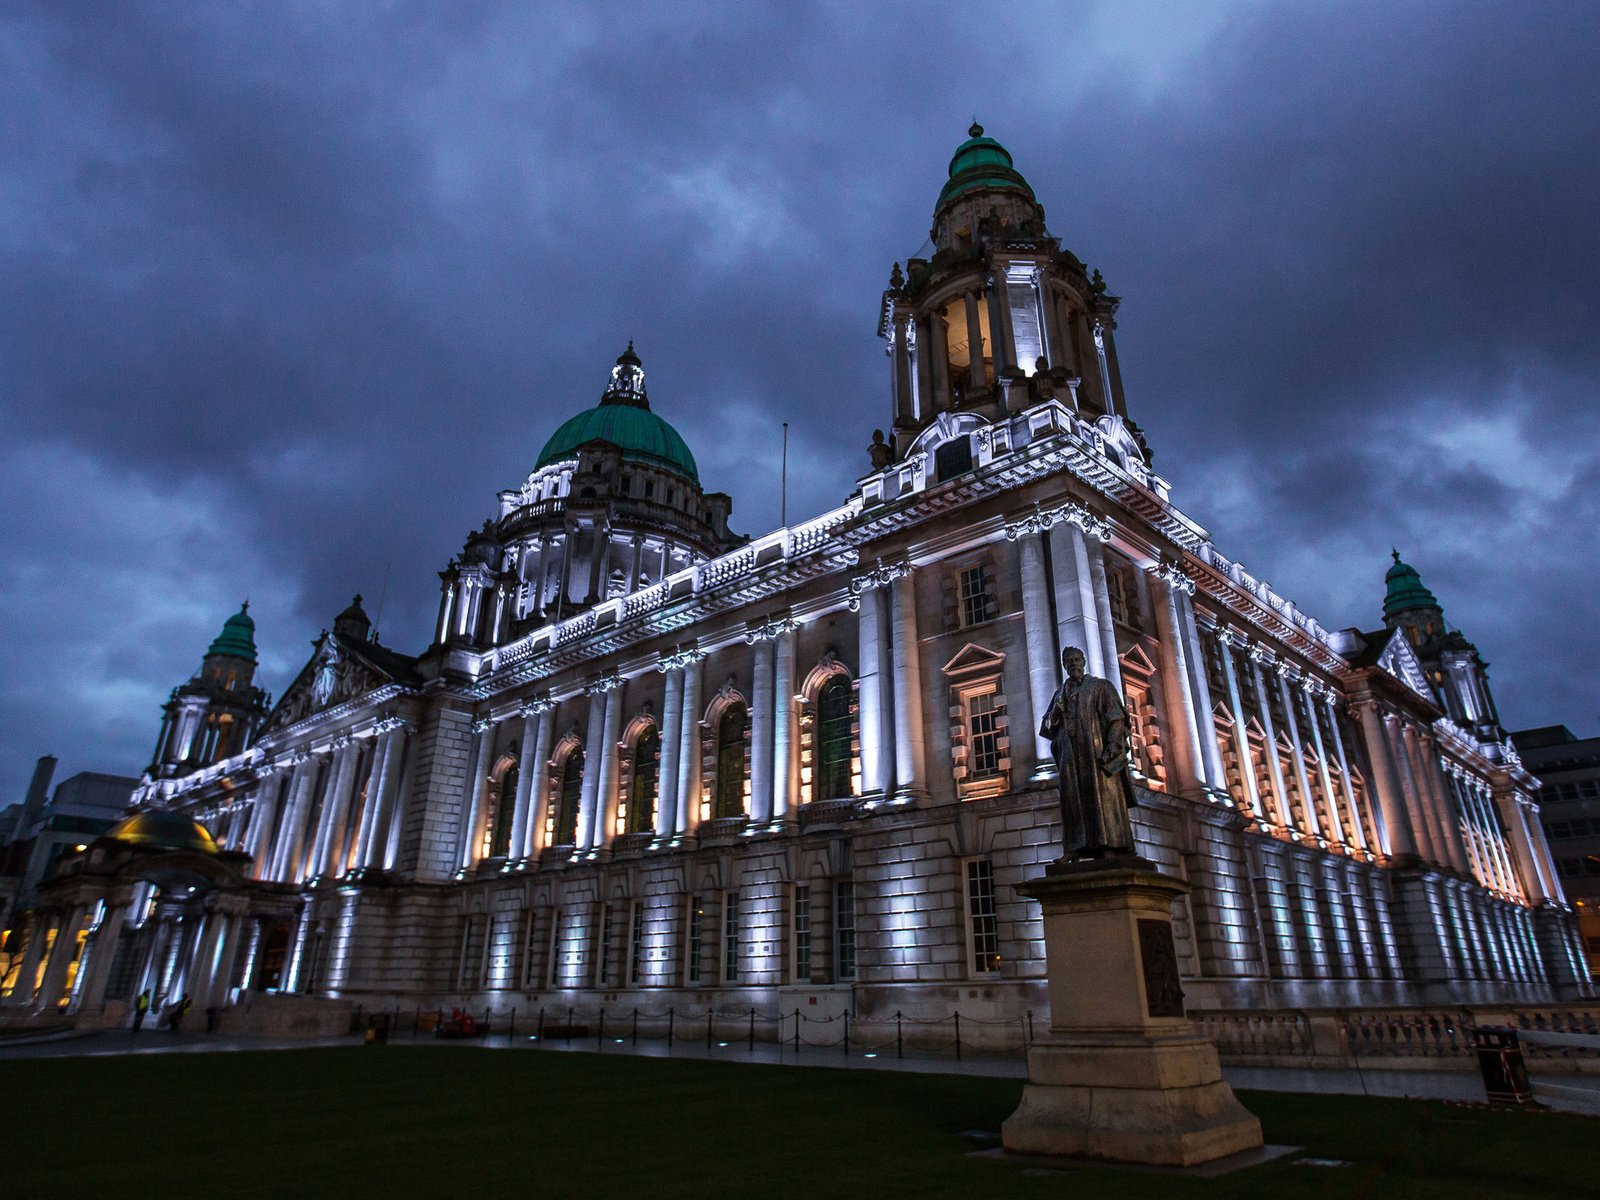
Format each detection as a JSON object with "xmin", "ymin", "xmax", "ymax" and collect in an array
[{"xmin": 1039, "ymin": 645, "xmax": 1138, "ymax": 858}]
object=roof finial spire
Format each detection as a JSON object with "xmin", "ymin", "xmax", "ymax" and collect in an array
[
  {"xmin": 968, "ymin": 118, "xmax": 984, "ymax": 138},
  {"xmin": 1391, "ymin": 547, "xmax": 1401, "ymax": 564}
]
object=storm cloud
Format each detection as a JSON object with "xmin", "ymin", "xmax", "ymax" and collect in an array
[{"xmin": 3, "ymin": 0, "xmax": 1598, "ymax": 803}]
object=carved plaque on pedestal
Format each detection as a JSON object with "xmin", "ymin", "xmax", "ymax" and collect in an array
[{"xmin": 1136, "ymin": 918, "xmax": 1185, "ymax": 1018}]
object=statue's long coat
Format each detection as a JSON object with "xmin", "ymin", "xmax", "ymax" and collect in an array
[{"xmin": 1039, "ymin": 674, "xmax": 1139, "ymax": 856}]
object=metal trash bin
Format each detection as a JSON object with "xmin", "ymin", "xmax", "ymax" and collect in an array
[
  {"xmin": 365, "ymin": 1013, "xmax": 391, "ymax": 1045},
  {"xmin": 1473, "ymin": 1027, "xmax": 1532, "ymax": 1104}
]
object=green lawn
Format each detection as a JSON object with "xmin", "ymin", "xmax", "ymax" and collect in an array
[{"xmin": 7, "ymin": 1048, "xmax": 1593, "ymax": 1199}]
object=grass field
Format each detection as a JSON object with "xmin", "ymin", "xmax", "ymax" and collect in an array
[{"xmin": 7, "ymin": 1047, "xmax": 1594, "ymax": 1199}]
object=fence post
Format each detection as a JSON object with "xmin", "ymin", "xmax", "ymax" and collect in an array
[
  {"xmin": 793, "ymin": 1010, "xmax": 800, "ymax": 1053},
  {"xmin": 954, "ymin": 1010, "xmax": 962, "ymax": 1061},
  {"xmin": 706, "ymin": 1009, "xmax": 714, "ymax": 1049},
  {"xmin": 509, "ymin": 1007, "xmax": 516, "ymax": 1040},
  {"xmin": 413, "ymin": 1005, "xmax": 421, "ymax": 1035},
  {"xmin": 567, "ymin": 1005, "xmax": 574, "ymax": 1043},
  {"xmin": 667, "ymin": 1006, "xmax": 674, "ymax": 1048},
  {"xmin": 1026, "ymin": 1009, "xmax": 1034, "ymax": 1048},
  {"xmin": 632, "ymin": 1007, "xmax": 639, "ymax": 1046},
  {"xmin": 748, "ymin": 1007, "xmax": 756, "ymax": 1052},
  {"xmin": 843, "ymin": 1011, "xmax": 850, "ymax": 1057},
  {"xmin": 597, "ymin": 1007, "xmax": 605, "ymax": 1049},
  {"xmin": 896, "ymin": 1010, "xmax": 903, "ymax": 1059},
  {"xmin": 537, "ymin": 1007, "xmax": 545, "ymax": 1041}
]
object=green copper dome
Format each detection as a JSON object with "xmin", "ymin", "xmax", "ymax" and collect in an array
[
  {"xmin": 206, "ymin": 603, "xmax": 258, "ymax": 663},
  {"xmin": 1383, "ymin": 551, "xmax": 1440, "ymax": 619},
  {"xmin": 535, "ymin": 345, "xmax": 700, "ymax": 483},
  {"xmin": 936, "ymin": 123, "xmax": 1039, "ymax": 211}
]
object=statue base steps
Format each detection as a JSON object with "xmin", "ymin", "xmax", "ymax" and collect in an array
[{"xmin": 1001, "ymin": 859, "xmax": 1264, "ymax": 1167}]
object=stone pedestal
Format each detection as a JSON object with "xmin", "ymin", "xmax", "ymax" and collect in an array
[{"xmin": 1002, "ymin": 857, "xmax": 1263, "ymax": 1167}]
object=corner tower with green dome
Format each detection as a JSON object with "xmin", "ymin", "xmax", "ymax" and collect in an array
[
  {"xmin": 430, "ymin": 344, "xmax": 742, "ymax": 649},
  {"xmin": 148, "ymin": 602, "xmax": 272, "ymax": 781},
  {"xmin": 1380, "ymin": 550, "xmax": 1505, "ymax": 741},
  {"xmin": 877, "ymin": 123, "xmax": 1132, "ymax": 461}
]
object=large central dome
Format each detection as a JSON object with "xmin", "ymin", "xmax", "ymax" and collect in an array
[{"xmin": 535, "ymin": 344, "xmax": 700, "ymax": 483}]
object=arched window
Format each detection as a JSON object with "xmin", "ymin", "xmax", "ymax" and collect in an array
[
  {"xmin": 815, "ymin": 676, "xmax": 853, "ymax": 801},
  {"xmin": 715, "ymin": 704, "xmax": 748, "ymax": 819},
  {"xmin": 486, "ymin": 758, "xmax": 518, "ymax": 859},
  {"xmin": 553, "ymin": 748, "xmax": 583, "ymax": 846},
  {"xmin": 628, "ymin": 727, "xmax": 661, "ymax": 834}
]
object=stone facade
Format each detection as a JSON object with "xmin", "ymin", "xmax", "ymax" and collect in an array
[{"xmin": 7, "ymin": 126, "xmax": 1590, "ymax": 1025}]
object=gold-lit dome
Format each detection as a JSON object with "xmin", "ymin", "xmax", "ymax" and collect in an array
[{"xmin": 105, "ymin": 810, "xmax": 220, "ymax": 855}]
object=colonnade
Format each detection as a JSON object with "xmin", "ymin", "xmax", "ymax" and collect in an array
[{"xmin": 256, "ymin": 717, "xmax": 412, "ymax": 886}]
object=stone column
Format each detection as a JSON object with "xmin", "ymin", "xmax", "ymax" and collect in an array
[
  {"xmin": 246, "ymin": 770, "xmax": 288, "ymax": 879},
  {"xmin": 315, "ymin": 738, "xmax": 362, "ymax": 880},
  {"xmin": 1494, "ymin": 786, "xmax": 1553, "ymax": 904},
  {"xmin": 507, "ymin": 706, "xmax": 541, "ymax": 864},
  {"xmin": 1247, "ymin": 652, "xmax": 1291, "ymax": 827},
  {"xmin": 590, "ymin": 678, "xmax": 626, "ymax": 848},
  {"xmin": 277, "ymin": 753, "xmax": 325, "ymax": 884},
  {"xmin": 656, "ymin": 666, "xmax": 685, "ymax": 839},
  {"xmin": 70, "ymin": 902, "xmax": 130, "ymax": 1016},
  {"xmin": 964, "ymin": 290, "xmax": 986, "ymax": 393},
  {"xmin": 626, "ymin": 536, "xmax": 644, "ymax": 593},
  {"xmin": 1149, "ymin": 569, "xmax": 1206, "ymax": 798},
  {"xmin": 1083, "ymin": 532, "xmax": 1123, "ymax": 693},
  {"xmin": 459, "ymin": 719, "xmax": 496, "ymax": 871},
  {"xmin": 853, "ymin": 581, "xmax": 892, "ymax": 798},
  {"xmin": 1354, "ymin": 704, "xmax": 1417, "ymax": 860},
  {"xmin": 1322, "ymin": 697, "xmax": 1369, "ymax": 851},
  {"xmin": 1048, "ymin": 522, "xmax": 1105, "ymax": 676},
  {"xmin": 520, "ymin": 703, "xmax": 555, "ymax": 860},
  {"xmin": 749, "ymin": 634, "xmax": 775, "ymax": 824},
  {"xmin": 772, "ymin": 623, "xmax": 798, "ymax": 825},
  {"xmin": 1214, "ymin": 631, "xmax": 1264, "ymax": 820},
  {"xmin": 914, "ymin": 314, "xmax": 935, "ymax": 422},
  {"xmin": 7, "ymin": 911, "xmax": 53, "ymax": 1006},
  {"xmin": 1274, "ymin": 668, "xmax": 1321, "ymax": 838},
  {"xmin": 930, "ymin": 311, "xmax": 951, "ymax": 410},
  {"xmin": 889, "ymin": 567, "xmax": 927, "ymax": 803},
  {"xmin": 33, "ymin": 904, "xmax": 89, "ymax": 1013},
  {"xmin": 1007, "ymin": 524, "xmax": 1058, "ymax": 773},
  {"xmin": 1176, "ymin": 591, "xmax": 1227, "ymax": 795},
  {"xmin": 1298, "ymin": 683, "xmax": 1343, "ymax": 842},
  {"xmin": 352, "ymin": 728, "xmax": 393, "ymax": 869},
  {"xmin": 1391, "ymin": 722, "xmax": 1442, "ymax": 866},
  {"xmin": 358, "ymin": 722, "xmax": 408, "ymax": 871},
  {"xmin": 675, "ymin": 652, "xmax": 704, "ymax": 835},
  {"xmin": 1416, "ymin": 732, "xmax": 1472, "ymax": 874}
]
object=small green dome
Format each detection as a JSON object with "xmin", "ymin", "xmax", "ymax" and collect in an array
[
  {"xmin": 535, "ymin": 345, "xmax": 700, "ymax": 482},
  {"xmin": 1383, "ymin": 550, "xmax": 1440, "ymax": 619},
  {"xmin": 936, "ymin": 122, "xmax": 1038, "ymax": 212},
  {"xmin": 105, "ymin": 810, "xmax": 220, "ymax": 855},
  {"xmin": 207, "ymin": 603, "xmax": 257, "ymax": 663}
]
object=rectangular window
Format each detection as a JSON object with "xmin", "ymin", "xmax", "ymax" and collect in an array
[
  {"xmin": 723, "ymin": 891, "xmax": 740, "ymax": 984},
  {"xmin": 793, "ymin": 884, "xmax": 812, "ymax": 984},
  {"xmin": 966, "ymin": 859, "xmax": 1001, "ymax": 975},
  {"xmin": 959, "ymin": 565, "xmax": 995, "ymax": 627},
  {"xmin": 834, "ymin": 880, "xmax": 857, "ymax": 981},
  {"xmin": 1106, "ymin": 564, "xmax": 1133, "ymax": 628},
  {"xmin": 521, "ymin": 909, "xmax": 541, "ymax": 990},
  {"xmin": 686, "ymin": 895, "xmax": 703, "ymax": 985},
  {"xmin": 968, "ymin": 691, "xmax": 1002, "ymax": 777},
  {"xmin": 596, "ymin": 904, "xmax": 614, "ymax": 987},
  {"xmin": 455, "ymin": 915, "xmax": 477, "ymax": 991},
  {"xmin": 628, "ymin": 901, "xmax": 645, "ymax": 986},
  {"xmin": 547, "ymin": 909, "xmax": 564, "ymax": 989}
]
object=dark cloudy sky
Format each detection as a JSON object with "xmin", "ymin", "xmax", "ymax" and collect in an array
[{"xmin": 4, "ymin": 0, "xmax": 1598, "ymax": 806}]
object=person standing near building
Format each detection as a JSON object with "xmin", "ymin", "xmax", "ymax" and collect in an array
[{"xmin": 132, "ymin": 989, "xmax": 150, "ymax": 1032}]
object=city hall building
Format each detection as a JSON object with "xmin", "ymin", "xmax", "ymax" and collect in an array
[{"xmin": 8, "ymin": 127, "xmax": 1590, "ymax": 1032}]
